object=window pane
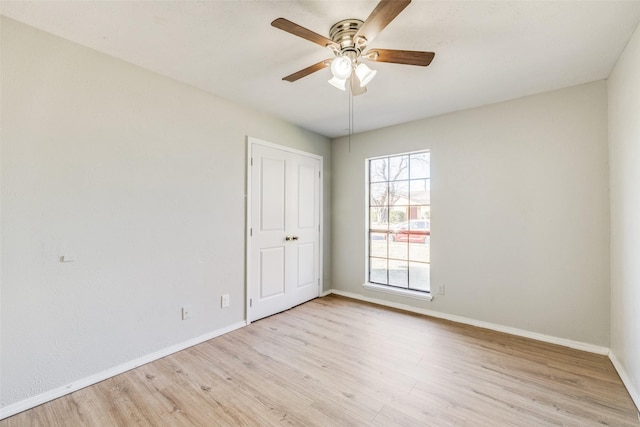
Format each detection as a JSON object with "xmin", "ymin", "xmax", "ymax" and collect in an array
[
  {"xmin": 369, "ymin": 258, "xmax": 388, "ymax": 284},
  {"xmin": 370, "ymin": 158, "xmax": 388, "ymax": 183},
  {"xmin": 370, "ymin": 183, "xmax": 388, "ymax": 206},
  {"xmin": 409, "ymin": 262, "xmax": 430, "ymax": 292},
  {"xmin": 389, "ymin": 181, "xmax": 409, "ymax": 206},
  {"xmin": 389, "ymin": 238, "xmax": 408, "ymax": 260},
  {"xmin": 409, "ymin": 237, "xmax": 429, "ymax": 262},
  {"xmin": 370, "ymin": 207, "xmax": 389, "ymax": 228},
  {"xmin": 410, "ymin": 152, "xmax": 430, "ymax": 179},
  {"xmin": 388, "ymin": 259, "xmax": 408, "ymax": 288},
  {"xmin": 389, "ymin": 206, "xmax": 408, "ymax": 228},
  {"xmin": 409, "ymin": 179, "xmax": 430, "ymax": 205},
  {"xmin": 369, "ymin": 232, "xmax": 388, "ymax": 258},
  {"xmin": 389, "ymin": 155, "xmax": 409, "ymax": 180},
  {"xmin": 416, "ymin": 206, "xmax": 430, "ymax": 221}
]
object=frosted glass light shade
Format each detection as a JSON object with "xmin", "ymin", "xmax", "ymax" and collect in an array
[
  {"xmin": 350, "ymin": 74, "xmax": 367, "ymax": 96},
  {"xmin": 355, "ymin": 63, "xmax": 377, "ymax": 87},
  {"xmin": 328, "ymin": 76, "xmax": 347, "ymax": 91},
  {"xmin": 331, "ymin": 56, "xmax": 352, "ymax": 79}
]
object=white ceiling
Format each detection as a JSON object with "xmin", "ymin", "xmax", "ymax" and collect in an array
[{"xmin": 2, "ymin": 1, "xmax": 640, "ymax": 138}]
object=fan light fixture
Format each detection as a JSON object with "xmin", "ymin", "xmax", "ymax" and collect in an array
[
  {"xmin": 355, "ymin": 63, "xmax": 377, "ymax": 87},
  {"xmin": 328, "ymin": 75, "xmax": 347, "ymax": 91},
  {"xmin": 328, "ymin": 55, "xmax": 376, "ymax": 92},
  {"xmin": 330, "ymin": 56, "xmax": 352, "ymax": 79},
  {"xmin": 328, "ymin": 56, "xmax": 352, "ymax": 91}
]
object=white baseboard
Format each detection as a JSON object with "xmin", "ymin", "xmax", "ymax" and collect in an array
[
  {"xmin": 609, "ymin": 351, "xmax": 640, "ymax": 413},
  {"xmin": 0, "ymin": 321, "xmax": 247, "ymax": 421},
  {"xmin": 328, "ymin": 289, "xmax": 610, "ymax": 355}
]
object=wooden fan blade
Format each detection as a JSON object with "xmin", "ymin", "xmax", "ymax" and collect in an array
[
  {"xmin": 283, "ymin": 59, "xmax": 332, "ymax": 82},
  {"xmin": 272, "ymin": 18, "xmax": 338, "ymax": 49},
  {"xmin": 368, "ymin": 49, "xmax": 435, "ymax": 66},
  {"xmin": 355, "ymin": 0, "xmax": 411, "ymax": 45}
]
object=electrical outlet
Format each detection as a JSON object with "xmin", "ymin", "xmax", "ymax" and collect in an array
[
  {"xmin": 437, "ymin": 284, "xmax": 445, "ymax": 295},
  {"xmin": 221, "ymin": 294, "xmax": 230, "ymax": 308},
  {"xmin": 182, "ymin": 306, "xmax": 191, "ymax": 320}
]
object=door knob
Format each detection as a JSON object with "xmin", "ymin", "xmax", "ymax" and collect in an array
[
  {"xmin": 292, "ymin": 236, "xmax": 299, "ymax": 241},
  {"xmin": 285, "ymin": 236, "xmax": 292, "ymax": 241}
]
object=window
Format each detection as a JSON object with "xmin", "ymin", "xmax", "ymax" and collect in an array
[{"xmin": 367, "ymin": 151, "xmax": 430, "ymax": 294}]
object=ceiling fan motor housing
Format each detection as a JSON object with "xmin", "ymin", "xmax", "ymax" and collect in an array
[{"xmin": 329, "ymin": 19, "xmax": 365, "ymax": 58}]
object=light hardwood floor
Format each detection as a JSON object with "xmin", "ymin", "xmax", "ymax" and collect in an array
[{"xmin": 2, "ymin": 295, "xmax": 639, "ymax": 426}]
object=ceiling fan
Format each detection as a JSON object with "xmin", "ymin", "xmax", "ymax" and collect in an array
[{"xmin": 271, "ymin": 0, "xmax": 435, "ymax": 96}]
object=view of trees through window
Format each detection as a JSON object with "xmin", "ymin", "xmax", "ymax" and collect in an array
[{"xmin": 368, "ymin": 151, "xmax": 430, "ymax": 292}]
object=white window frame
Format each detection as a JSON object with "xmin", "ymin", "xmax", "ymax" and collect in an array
[{"xmin": 363, "ymin": 150, "xmax": 433, "ymax": 301}]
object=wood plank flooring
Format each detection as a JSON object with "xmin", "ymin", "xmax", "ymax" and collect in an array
[{"xmin": 2, "ymin": 294, "xmax": 639, "ymax": 426}]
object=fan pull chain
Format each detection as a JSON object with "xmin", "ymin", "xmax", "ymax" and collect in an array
[{"xmin": 348, "ymin": 88, "xmax": 353, "ymax": 153}]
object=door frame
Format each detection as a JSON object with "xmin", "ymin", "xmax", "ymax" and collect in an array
[{"xmin": 245, "ymin": 136, "xmax": 323, "ymax": 324}]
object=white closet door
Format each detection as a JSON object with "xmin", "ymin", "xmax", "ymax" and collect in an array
[{"xmin": 249, "ymin": 141, "xmax": 321, "ymax": 322}]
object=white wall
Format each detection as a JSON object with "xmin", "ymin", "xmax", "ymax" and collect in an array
[
  {"xmin": 0, "ymin": 17, "xmax": 331, "ymax": 409},
  {"xmin": 332, "ymin": 81, "xmax": 610, "ymax": 347},
  {"xmin": 608, "ymin": 21, "xmax": 640, "ymax": 407}
]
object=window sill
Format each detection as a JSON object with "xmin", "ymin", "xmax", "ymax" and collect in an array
[{"xmin": 363, "ymin": 283, "xmax": 433, "ymax": 301}]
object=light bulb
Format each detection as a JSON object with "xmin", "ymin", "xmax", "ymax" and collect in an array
[{"xmin": 330, "ymin": 56, "xmax": 353, "ymax": 80}]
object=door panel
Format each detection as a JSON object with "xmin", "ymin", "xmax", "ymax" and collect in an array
[
  {"xmin": 297, "ymin": 164, "xmax": 316, "ymax": 229},
  {"xmin": 249, "ymin": 142, "xmax": 321, "ymax": 321},
  {"xmin": 288, "ymin": 152, "xmax": 320, "ymax": 307},
  {"xmin": 297, "ymin": 243, "xmax": 315, "ymax": 287},
  {"xmin": 260, "ymin": 247, "xmax": 285, "ymax": 298},
  {"xmin": 250, "ymin": 145, "xmax": 291, "ymax": 320},
  {"xmin": 260, "ymin": 157, "xmax": 286, "ymax": 231}
]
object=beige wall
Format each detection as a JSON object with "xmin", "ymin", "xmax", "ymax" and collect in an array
[
  {"xmin": 608, "ymin": 20, "xmax": 640, "ymax": 408},
  {"xmin": 332, "ymin": 81, "xmax": 610, "ymax": 347},
  {"xmin": 0, "ymin": 17, "xmax": 330, "ymax": 409}
]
